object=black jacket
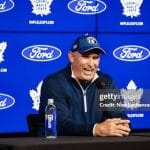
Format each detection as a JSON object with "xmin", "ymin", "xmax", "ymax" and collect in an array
[{"xmin": 39, "ymin": 65, "xmax": 127, "ymax": 136}]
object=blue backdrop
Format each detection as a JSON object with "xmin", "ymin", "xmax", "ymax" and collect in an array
[{"xmin": 0, "ymin": 0, "xmax": 149, "ymax": 133}]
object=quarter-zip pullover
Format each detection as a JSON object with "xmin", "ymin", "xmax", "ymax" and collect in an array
[{"xmin": 39, "ymin": 65, "xmax": 127, "ymax": 136}]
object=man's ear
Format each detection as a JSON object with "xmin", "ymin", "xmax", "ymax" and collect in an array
[{"xmin": 68, "ymin": 51, "xmax": 74, "ymax": 63}]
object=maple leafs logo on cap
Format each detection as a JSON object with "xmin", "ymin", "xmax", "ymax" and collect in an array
[{"xmin": 87, "ymin": 37, "xmax": 97, "ymax": 45}]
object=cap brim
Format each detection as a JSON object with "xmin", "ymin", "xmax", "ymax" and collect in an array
[{"xmin": 79, "ymin": 47, "xmax": 106, "ymax": 55}]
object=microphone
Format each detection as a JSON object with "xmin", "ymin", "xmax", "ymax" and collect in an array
[{"xmin": 96, "ymin": 78, "xmax": 107, "ymax": 89}]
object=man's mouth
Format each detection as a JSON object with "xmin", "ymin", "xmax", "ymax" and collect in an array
[{"xmin": 83, "ymin": 68, "xmax": 94, "ymax": 75}]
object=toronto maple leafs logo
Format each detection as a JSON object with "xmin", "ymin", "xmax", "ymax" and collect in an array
[
  {"xmin": 120, "ymin": 0, "xmax": 143, "ymax": 18},
  {"xmin": 30, "ymin": 0, "xmax": 53, "ymax": 17},
  {"xmin": 87, "ymin": 37, "xmax": 97, "ymax": 45},
  {"xmin": 29, "ymin": 81, "xmax": 43, "ymax": 111},
  {"xmin": 121, "ymin": 80, "xmax": 143, "ymax": 110},
  {"xmin": 0, "ymin": 41, "xmax": 7, "ymax": 63}
]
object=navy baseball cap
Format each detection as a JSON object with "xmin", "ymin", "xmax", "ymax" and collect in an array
[{"xmin": 71, "ymin": 34, "xmax": 106, "ymax": 54}]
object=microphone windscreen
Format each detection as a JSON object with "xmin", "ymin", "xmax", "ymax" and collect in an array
[{"xmin": 96, "ymin": 78, "xmax": 107, "ymax": 89}]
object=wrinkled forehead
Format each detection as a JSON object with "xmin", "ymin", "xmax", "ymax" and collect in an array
[{"xmin": 79, "ymin": 49, "xmax": 101, "ymax": 56}]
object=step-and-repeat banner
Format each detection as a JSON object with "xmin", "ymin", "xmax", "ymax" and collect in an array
[
  {"xmin": 0, "ymin": 0, "xmax": 150, "ymax": 133},
  {"xmin": 98, "ymin": 0, "xmax": 150, "ymax": 32},
  {"xmin": 98, "ymin": 33, "xmax": 150, "ymax": 129},
  {"xmin": 0, "ymin": 0, "xmax": 97, "ymax": 32}
]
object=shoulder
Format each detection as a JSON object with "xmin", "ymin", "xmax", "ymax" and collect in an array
[{"xmin": 43, "ymin": 66, "xmax": 71, "ymax": 86}]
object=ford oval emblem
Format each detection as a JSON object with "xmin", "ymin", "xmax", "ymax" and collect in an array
[
  {"xmin": 68, "ymin": 0, "xmax": 106, "ymax": 15},
  {"xmin": 0, "ymin": 0, "xmax": 15, "ymax": 12},
  {"xmin": 0, "ymin": 93, "xmax": 15, "ymax": 110},
  {"xmin": 22, "ymin": 45, "xmax": 62, "ymax": 62},
  {"xmin": 113, "ymin": 45, "xmax": 150, "ymax": 62}
]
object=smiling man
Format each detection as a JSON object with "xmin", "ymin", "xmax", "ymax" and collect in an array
[
  {"xmin": 69, "ymin": 50, "xmax": 100, "ymax": 82},
  {"xmin": 39, "ymin": 34, "xmax": 131, "ymax": 137}
]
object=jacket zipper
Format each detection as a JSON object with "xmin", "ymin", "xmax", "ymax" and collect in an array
[
  {"xmin": 72, "ymin": 73, "xmax": 99, "ymax": 113},
  {"xmin": 79, "ymin": 85, "xmax": 91, "ymax": 113},
  {"xmin": 83, "ymin": 90, "xmax": 87, "ymax": 113}
]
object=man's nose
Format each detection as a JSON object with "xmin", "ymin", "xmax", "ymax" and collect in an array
[{"xmin": 88, "ymin": 58, "xmax": 94, "ymax": 66}]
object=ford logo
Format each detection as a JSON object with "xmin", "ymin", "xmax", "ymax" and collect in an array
[
  {"xmin": 68, "ymin": 0, "xmax": 106, "ymax": 15},
  {"xmin": 113, "ymin": 45, "xmax": 150, "ymax": 62},
  {"xmin": 22, "ymin": 45, "xmax": 62, "ymax": 62},
  {"xmin": 0, "ymin": 93, "xmax": 15, "ymax": 110},
  {"xmin": 0, "ymin": 0, "xmax": 14, "ymax": 12}
]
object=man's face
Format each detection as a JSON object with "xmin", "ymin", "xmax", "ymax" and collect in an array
[{"xmin": 69, "ymin": 50, "xmax": 100, "ymax": 82}]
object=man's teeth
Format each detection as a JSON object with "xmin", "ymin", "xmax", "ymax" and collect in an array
[{"xmin": 84, "ymin": 68, "xmax": 93, "ymax": 71}]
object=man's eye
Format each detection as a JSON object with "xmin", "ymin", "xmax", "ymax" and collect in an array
[
  {"xmin": 81, "ymin": 55, "xmax": 89, "ymax": 58},
  {"xmin": 82, "ymin": 55, "xmax": 89, "ymax": 58},
  {"xmin": 93, "ymin": 57, "xmax": 99, "ymax": 59}
]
